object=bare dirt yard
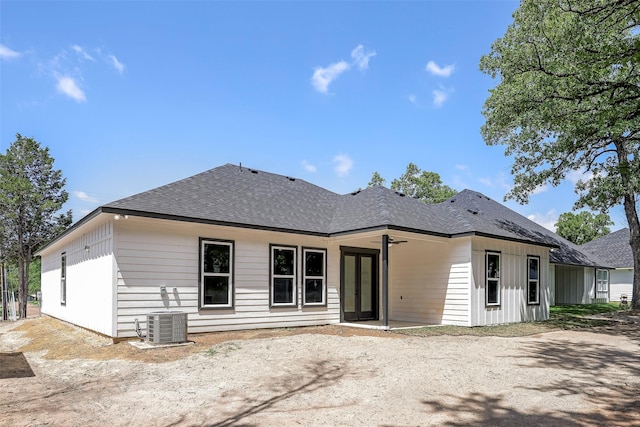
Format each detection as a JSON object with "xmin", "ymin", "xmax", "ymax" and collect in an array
[{"xmin": 1, "ymin": 314, "xmax": 639, "ymax": 427}]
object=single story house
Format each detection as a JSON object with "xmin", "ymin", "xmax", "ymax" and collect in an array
[
  {"xmin": 36, "ymin": 164, "xmax": 609, "ymax": 339},
  {"xmin": 581, "ymin": 228, "xmax": 633, "ymax": 302}
]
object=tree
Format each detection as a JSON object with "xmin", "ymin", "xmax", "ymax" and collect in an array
[
  {"xmin": 390, "ymin": 163, "xmax": 456, "ymax": 203},
  {"xmin": 480, "ymin": 0, "xmax": 640, "ymax": 308},
  {"xmin": 367, "ymin": 171, "xmax": 386, "ymax": 188},
  {"xmin": 555, "ymin": 211, "xmax": 613, "ymax": 245},
  {"xmin": 5, "ymin": 259, "xmax": 41, "ymax": 295},
  {"xmin": 0, "ymin": 134, "xmax": 71, "ymax": 318}
]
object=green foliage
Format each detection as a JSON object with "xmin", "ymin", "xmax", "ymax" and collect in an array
[
  {"xmin": 0, "ymin": 134, "xmax": 71, "ymax": 316},
  {"xmin": 206, "ymin": 342, "xmax": 241, "ymax": 357},
  {"xmin": 480, "ymin": 0, "xmax": 639, "ymax": 210},
  {"xmin": 4, "ymin": 259, "xmax": 41, "ymax": 295},
  {"xmin": 480, "ymin": 0, "xmax": 640, "ymax": 308},
  {"xmin": 555, "ymin": 211, "xmax": 613, "ymax": 245},
  {"xmin": 549, "ymin": 303, "xmax": 621, "ymax": 316},
  {"xmin": 372, "ymin": 163, "xmax": 456, "ymax": 203},
  {"xmin": 367, "ymin": 171, "xmax": 386, "ymax": 188}
]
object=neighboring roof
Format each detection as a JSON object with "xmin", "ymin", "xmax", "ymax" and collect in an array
[
  {"xmin": 37, "ymin": 163, "xmax": 611, "ymax": 268},
  {"xmin": 581, "ymin": 228, "xmax": 633, "ymax": 269},
  {"xmin": 445, "ymin": 190, "xmax": 610, "ymax": 268}
]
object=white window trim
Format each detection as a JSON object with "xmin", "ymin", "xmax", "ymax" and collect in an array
[
  {"xmin": 527, "ymin": 255, "xmax": 540, "ymax": 305},
  {"xmin": 596, "ymin": 269, "xmax": 609, "ymax": 292},
  {"xmin": 270, "ymin": 245, "xmax": 297, "ymax": 307},
  {"xmin": 302, "ymin": 248, "xmax": 327, "ymax": 306},
  {"xmin": 486, "ymin": 251, "xmax": 501, "ymax": 306},
  {"xmin": 200, "ymin": 239, "xmax": 234, "ymax": 309}
]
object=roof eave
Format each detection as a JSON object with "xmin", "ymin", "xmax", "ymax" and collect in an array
[
  {"xmin": 35, "ymin": 207, "xmax": 104, "ymax": 255},
  {"xmin": 100, "ymin": 207, "xmax": 331, "ymax": 237}
]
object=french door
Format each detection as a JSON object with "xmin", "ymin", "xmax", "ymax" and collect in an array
[{"xmin": 342, "ymin": 248, "xmax": 378, "ymax": 321}]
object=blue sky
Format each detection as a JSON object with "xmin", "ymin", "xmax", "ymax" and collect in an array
[{"xmin": 0, "ymin": 1, "xmax": 627, "ymax": 230}]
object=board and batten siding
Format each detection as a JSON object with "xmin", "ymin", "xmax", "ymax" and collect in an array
[
  {"xmin": 388, "ymin": 237, "xmax": 471, "ymax": 326},
  {"xmin": 470, "ymin": 237, "xmax": 550, "ymax": 326},
  {"xmin": 114, "ymin": 217, "xmax": 339, "ymax": 338},
  {"xmin": 39, "ymin": 218, "xmax": 115, "ymax": 336},
  {"xmin": 554, "ymin": 265, "xmax": 595, "ymax": 304}
]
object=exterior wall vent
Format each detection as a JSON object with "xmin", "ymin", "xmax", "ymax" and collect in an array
[{"xmin": 146, "ymin": 311, "xmax": 188, "ymax": 344}]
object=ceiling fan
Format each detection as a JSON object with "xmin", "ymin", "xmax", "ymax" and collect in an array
[{"xmin": 370, "ymin": 237, "xmax": 408, "ymax": 246}]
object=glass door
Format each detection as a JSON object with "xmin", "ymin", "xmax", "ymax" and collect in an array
[{"xmin": 342, "ymin": 250, "xmax": 377, "ymax": 321}]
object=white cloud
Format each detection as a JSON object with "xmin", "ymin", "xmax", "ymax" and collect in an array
[
  {"xmin": 432, "ymin": 89, "xmax": 450, "ymax": 107},
  {"xmin": 425, "ymin": 60, "xmax": 455, "ymax": 77},
  {"xmin": 0, "ymin": 44, "xmax": 21, "ymax": 59},
  {"xmin": 301, "ymin": 160, "xmax": 317, "ymax": 173},
  {"xmin": 311, "ymin": 61, "xmax": 350, "ymax": 94},
  {"xmin": 566, "ymin": 167, "xmax": 594, "ymax": 184},
  {"xmin": 527, "ymin": 209, "xmax": 558, "ymax": 231},
  {"xmin": 407, "ymin": 94, "xmax": 418, "ymax": 105},
  {"xmin": 312, "ymin": 44, "xmax": 375, "ymax": 94},
  {"xmin": 72, "ymin": 190, "xmax": 99, "ymax": 203},
  {"xmin": 108, "ymin": 54, "xmax": 125, "ymax": 75},
  {"xmin": 531, "ymin": 183, "xmax": 549, "ymax": 195},
  {"xmin": 455, "ymin": 164, "xmax": 469, "ymax": 172},
  {"xmin": 478, "ymin": 173, "xmax": 512, "ymax": 191},
  {"xmin": 56, "ymin": 76, "xmax": 86, "ymax": 102},
  {"xmin": 478, "ymin": 177, "xmax": 493, "ymax": 187},
  {"xmin": 71, "ymin": 45, "xmax": 94, "ymax": 61},
  {"xmin": 333, "ymin": 154, "xmax": 353, "ymax": 177},
  {"xmin": 351, "ymin": 44, "xmax": 376, "ymax": 70},
  {"xmin": 34, "ymin": 45, "xmax": 126, "ymax": 102}
]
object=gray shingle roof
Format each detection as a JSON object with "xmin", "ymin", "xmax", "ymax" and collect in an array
[
  {"xmin": 70, "ymin": 164, "xmax": 607, "ymax": 268},
  {"xmin": 581, "ymin": 228, "xmax": 633, "ymax": 268},
  {"xmin": 444, "ymin": 190, "xmax": 610, "ymax": 267},
  {"xmin": 104, "ymin": 164, "xmax": 341, "ymax": 234},
  {"xmin": 329, "ymin": 186, "xmax": 455, "ymax": 235}
]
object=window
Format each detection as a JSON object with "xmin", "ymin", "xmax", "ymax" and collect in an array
[
  {"xmin": 486, "ymin": 251, "xmax": 500, "ymax": 306},
  {"xmin": 60, "ymin": 252, "xmax": 66, "ymax": 305},
  {"xmin": 303, "ymin": 248, "xmax": 326, "ymax": 306},
  {"xmin": 596, "ymin": 269, "xmax": 609, "ymax": 297},
  {"xmin": 527, "ymin": 256, "xmax": 540, "ymax": 305},
  {"xmin": 271, "ymin": 245, "xmax": 297, "ymax": 306},
  {"xmin": 200, "ymin": 239, "xmax": 233, "ymax": 308}
]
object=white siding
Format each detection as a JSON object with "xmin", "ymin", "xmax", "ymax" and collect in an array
[
  {"xmin": 610, "ymin": 269, "xmax": 633, "ymax": 302},
  {"xmin": 470, "ymin": 237, "xmax": 550, "ymax": 326},
  {"xmin": 554, "ymin": 265, "xmax": 593, "ymax": 304},
  {"xmin": 388, "ymin": 237, "xmax": 471, "ymax": 326},
  {"xmin": 40, "ymin": 219, "xmax": 115, "ymax": 336},
  {"xmin": 114, "ymin": 218, "xmax": 339, "ymax": 338}
]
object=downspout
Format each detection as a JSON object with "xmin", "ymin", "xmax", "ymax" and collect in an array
[{"xmin": 382, "ymin": 234, "xmax": 389, "ymax": 329}]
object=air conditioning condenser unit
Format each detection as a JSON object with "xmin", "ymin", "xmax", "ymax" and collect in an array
[{"xmin": 146, "ymin": 311, "xmax": 188, "ymax": 344}]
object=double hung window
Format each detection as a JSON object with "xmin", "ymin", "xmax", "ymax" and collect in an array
[
  {"xmin": 271, "ymin": 245, "xmax": 297, "ymax": 306},
  {"xmin": 527, "ymin": 256, "xmax": 540, "ymax": 304},
  {"xmin": 596, "ymin": 269, "xmax": 609, "ymax": 299},
  {"xmin": 486, "ymin": 251, "xmax": 500, "ymax": 306},
  {"xmin": 60, "ymin": 252, "xmax": 67, "ymax": 305},
  {"xmin": 303, "ymin": 248, "xmax": 326, "ymax": 306},
  {"xmin": 201, "ymin": 239, "xmax": 234, "ymax": 308}
]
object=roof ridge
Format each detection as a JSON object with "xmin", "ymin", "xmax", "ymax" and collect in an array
[{"xmin": 376, "ymin": 186, "xmax": 392, "ymax": 225}]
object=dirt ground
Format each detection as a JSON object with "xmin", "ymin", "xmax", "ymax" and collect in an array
[{"xmin": 1, "ymin": 316, "xmax": 639, "ymax": 427}]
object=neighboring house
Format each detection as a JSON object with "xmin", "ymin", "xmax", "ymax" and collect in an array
[
  {"xmin": 36, "ymin": 164, "xmax": 607, "ymax": 339},
  {"xmin": 581, "ymin": 228, "xmax": 633, "ymax": 302}
]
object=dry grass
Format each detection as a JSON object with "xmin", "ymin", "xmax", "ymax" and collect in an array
[
  {"xmin": 5, "ymin": 304, "xmax": 636, "ymax": 361},
  {"xmin": 6, "ymin": 317, "xmax": 396, "ymax": 363}
]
